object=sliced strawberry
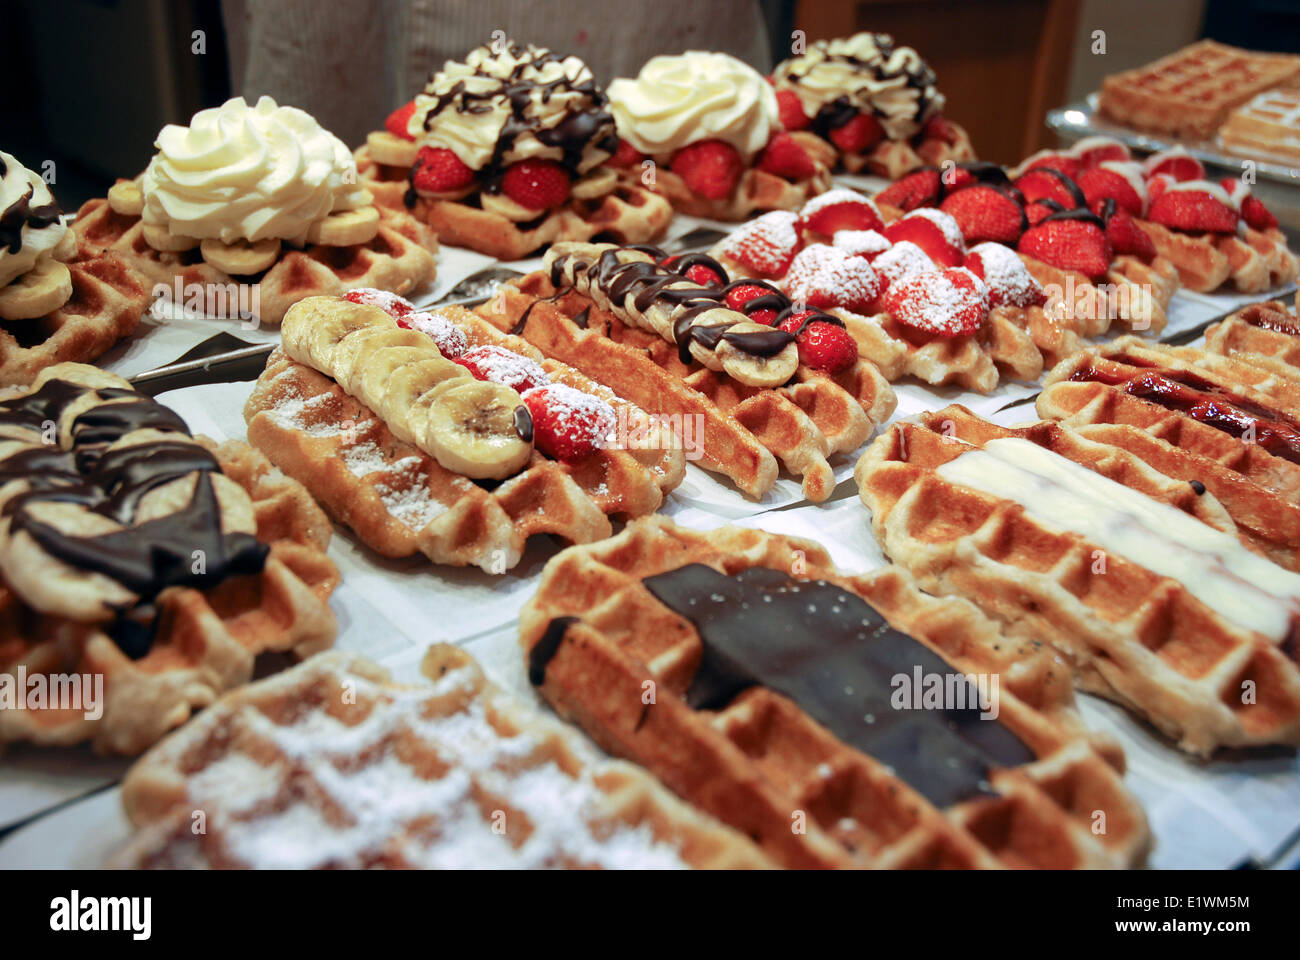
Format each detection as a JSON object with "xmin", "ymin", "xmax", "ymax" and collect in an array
[
  {"xmin": 456, "ymin": 345, "xmax": 550, "ymax": 394},
  {"xmin": 1073, "ymin": 138, "xmax": 1130, "ymax": 168},
  {"xmin": 757, "ymin": 132, "xmax": 817, "ymax": 180},
  {"xmin": 797, "ymin": 188, "xmax": 884, "ymax": 235},
  {"xmin": 343, "ymin": 287, "xmax": 415, "ymax": 316},
  {"xmin": 1147, "ymin": 187, "xmax": 1238, "ymax": 234},
  {"xmin": 385, "ymin": 101, "xmax": 417, "ymax": 140},
  {"xmin": 1240, "ymin": 194, "xmax": 1279, "ymax": 232},
  {"xmin": 876, "ymin": 169, "xmax": 941, "ymax": 212},
  {"xmin": 396, "ymin": 309, "xmax": 470, "ymax": 358},
  {"xmin": 522, "ymin": 383, "xmax": 617, "ymax": 463},
  {"xmin": 939, "ymin": 185, "xmax": 1026, "ymax": 244},
  {"xmin": 884, "ymin": 267, "xmax": 987, "ymax": 338},
  {"xmin": 832, "ymin": 229, "xmax": 892, "ymax": 260},
  {"xmin": 1017, "ymin": 218, "xmax": 1112, "ymax": 279},
  {"xmin": 1103, "ymin": 207, "xmax": 1157, "ymax": 263},
  {"xmin": 793, "ymin": 320, "xmax": 857, "ymax": 372},
  {"xmin": 608, "ymin": 138, "xmax": 646, "ymax": 169},
  {"xmin": 1013, "ymin": 168, "xmax": 1084, "ymax": 209},
  {"xmin": 829, "ymin": 112, "xmax": 885, "ymax": 154},
  {"xmin": 1145, "ymin": 149, "xmax": 1204, "ymax": 182},
  {"xmin": 775, "ymin": 89, "xmax": 811, "ymax": 131},
  {"xmin": 965, "ymin": 242, "xmax": 1045, "ymax": 308},
  {"xmin": 782, "ymin": 244, "xmax": 881, "ymax": 313},
  {"xmin": 882, "ymin": 208, "xmax": 966, "ymax": 267},
  {"xmin": 725, "ymin": 282, "xmax": 784, "ymax": 326},
  {"xmin": 1025, "ymin": 199, "xmax": 1063, "ymax": 226},
  {"xmin": 872, "ymin": 241, "xmax": 937, "ymax": 296},
  {"xmin": 663, "ymin": 254, "xmax": 726, "ymax": 287},
  {"xmin": 1146, "ymin": 172, "xmax": 1175, "ymax": 205},
  {"xmin": 1019, "ymin": 152, "xmax": 1082, "ymax": 181},
  {"xmin": 714, "ymin": 210, "xmax": 801, "ymax": 277},
  {"xmin": 411, "ymin": 146, "xmax": 476, "ymax": 193},
  {"xmin": 922, "ymin": 114, "xmax": 961, "ymax": 145},
  {"xmin": 1077, "ymin": 166, "xmax": 1144, "ymax": 217},
  {"xmin": 670, "ymin": 139, "xmax": 744, "ymax": 199},
  {"xmin": 501, "ymin": 159, "xmax": 571, "ymax": 210}
]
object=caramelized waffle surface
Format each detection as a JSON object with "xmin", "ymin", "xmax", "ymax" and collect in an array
[
  {"xmin": 855, "ymin": 391, "xmax": 1300, "ymax": 755},
  {"xmin": 0, "ymin": 240, "xmax": 151, "ymax": 386},
  {"xmin": 521, "ymin": 516, "xmax": 1149, "ymax": 869},
  {"xmin": 1098, "ymin": 40, "xmax": 1300, "ymax": 140},
  {"xmin": 113, "ymin": 643, "xmax": 771, "ymax": 868},
  {"xmin": 0, "ymin": 364, "xmax": 338, "ymax": 755},
  {"xmin": 1133, "ymin": 220, "xmax": 1298, "ymax": 294},
  {"xmin": 72, "ymin": 195, "xmax": 437, "ymax": 327},
  {"xmin": 1205, "ymin": 295, "xmax": 1300, "ymax": 373}
]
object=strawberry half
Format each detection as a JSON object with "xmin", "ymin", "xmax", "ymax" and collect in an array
[
  {"xmin": 411, "ymin": 146, "xmax": 477, "ymax": 193},
  {"xmin": 1103, "ymin": 207, "xmax": 1157, "ymax": 263},
  {"xmin": 829, "ymin": 113, "xmax": 885, "ymax": 154},
  {"xmin": 872, "ymin": 241, "xmax": 937, "ymax": 296},
  {"xmin": 757, "ymin": 132, "xmax": 817, "ymax": 180},
  {"xmin": 1017, "ymin": 217, "xmax": 1112, "ymax": 279},
  {"xmin": 501, "ymin": 159, "xmax": 571, "ymax": 210},
  {"xmin": 797, "ymin": 188, "xmax": 884, "ymax": 236},
  {"xmin": 793, "ymin": 320, "xmax": 858, "ymax": 373},
  {"xmin": 385, "ymin": 101, "xmax": 417, "ymax": 140},
  {"xmin": 964, "ymin": 242, "xmax": 1045, "ymax": 308},
  {"xmin": 882, "ymin": 209, "xmax": 966, "ymax": 267},
  {"xmin": 1218, "ymin": 179, "xmax": 1279, "ymax": 231},
  {"xmin": 876, "ymin": 169, "xmax": 941, "ymax": 212},
  {"xmin": 725, "ymin": 282, "xmax": 784, "ymax": 326},
  {"xmin": 1073, "ymin": 138, "xmax": 1130, "ymax": 168},
  {"xmin": 1019, "ymin": 152, "xmax": 1082, "ymax": 181},
  {"xmin": 884, "ymin": 267, "xmax": 987, "ymax": 338},
  {"xmin": 939, "ymin": 185, "xmax": 1026, "ymax": 245},
  {"xmin": 1077, "ymin": 166, "xmax": 1145, "ymax": 217},
  {"xmin": 670, "ymin": 139, "xmax": 744, "ymax": 200},
  {"xmin": 1013, "ymin": 168, "xmax": 1084, "ymax": 209},
  {"xmin": 663, "ymin": 255, "xmax": 726, "ymax": 287},
  {"xmin": 782, "ymin": 244, "xmax": 881, "ymax": 313},
  {"xmin": 775, "ymin": 89, "xmax": 811, "ymax": 131},
  {"xmin": 922, "ymin": 115, "xmax": 961, "ymax": 145},
  {"xmin": 714, "ymin": 211, "xmax": 801, "ymax": 277},
  {"xmin": 1145, "ymin": 150, "xmax": 1204, "ymax": 182},
  {"xmin": 608, "ymin": 138, "xmax": 646, "ymax": 169},
  {"xmin": 456, "ymin": 345, "xmax": 550, "ymax": 394},
  {"xmin": 522, "ymin": 383, "xmax": 617, "ymax": 463},
  {"xmin": 1147, "ymin": 187, "xmax": 1238, "ymax": 234}
]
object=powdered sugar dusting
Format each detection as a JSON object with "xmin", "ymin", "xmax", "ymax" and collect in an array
[
  {"xmin": 901, "ymin": 208, "xmax": 965, "ymax": 252},
  {"xmin": 343, "ymin": 287, "xmax": 415, "ymax": 316},
  {"xmin": 798, "ymin": 187, "xmax": 881, "ymax": 221},
  {"xmin": 400, "ymin": 311, "xmax": 469, "ymax": 358},
  {"xmin": 833, "ymin": 229, "xmax": 891, "ymax": 258},
  {"xmin": 966, "ymin": 242, "xmax": 1043, "ymax": 309},
  {"xmin": 460, "ymin": 345, "xmax": 550, "ymax": 393},
  {"xmin": 884, "ymin": 267, "xmax": 987, "ymax": 337},
  {"xmin": 782, "ymin": 244, "xmax": 880, "ymax": 310},
  {"xmin": 523, "ymin": 382, "xmax": 617, "ymax": 452},
  {"xmin": 717, "ymin": 210, "xmax": 800, "ymax": 274},
  {"xmin": 872, "ymin": 241, "xmax": 936, "ymax": 288}
]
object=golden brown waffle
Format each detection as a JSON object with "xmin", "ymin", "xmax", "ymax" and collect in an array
[
  {"xmin": 481, "ymin": 272, "xmax": 895, "ymax": 501},
  {"xmin": 521, "ymin": 516, "xmax": 1149, "ymax": 868},
  {"xmin": 112, "ymin": 643, "xmax": 771, "ymax": 868},
  {"xmin": 0, "ymin": 367, "xmax": 339, "ymax": 755},
  {"xmin": 0, "ymin": 240, "xmax": 151, "ymax": 386},
  {"xmin": 1133, "ymin": 219, "xmax": 1298, "ymax": 294},
  {"xmin": 800, "ymin": 121, "xmax": 978, "ymax": 179},
  {"xmin": 72, "ymin": 194, "xmax": 437, "ymax": 327},
  {"xmin": 354, "ymin": 144, "xmax": 672, "ymax": 260},
  {"xmin": 1205, "ymin": 296, "xmax": 1300, "ymax": 372},
  {"xmin": 855, "ymin": 405, "xmax": 1300, "ymax": 755},
  {"xmin": 1219, "ymin": 88, "xmax": 1300, "ymax": 160},
  {"xmin": 1099, "ymin": 40, "xmax": 1300, "ymax": 140},
  {"xmin": 245, "ymin": 297, "xmax": 680, "ymax": 572}
]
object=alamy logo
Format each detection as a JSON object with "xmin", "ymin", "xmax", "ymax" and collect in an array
[
  {"xmin": 50, "ymin": 891, "xmax": 151, "ymax": 940},
  {"xmin": 0, "ymin": 668, "xmax": 102, "ymax": 720},
  {"xmin": 890, "ymin": 666, "xmax": 1000, "ymax": 719}
]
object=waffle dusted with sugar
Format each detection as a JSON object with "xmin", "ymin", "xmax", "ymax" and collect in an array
[
  {"xmin": 522, "ymin": 517, "xmax": 1149, "ymax": 868},
  {"xmin": 855, "ymin": 397, "xmax": 1300, "ymax": 755},
  {"xmin": 113, "ymin": 644, "xmax": 770, "ymax": 868},
  {"xmin": 0, "ymin": 363, "xmax": 338, "ymax": 753}
]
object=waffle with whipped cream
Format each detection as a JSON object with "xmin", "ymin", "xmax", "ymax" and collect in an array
[
  {"xmin": 857, "ymin": 347, "xmax": 1300, "ymax": 754},
  {"xmin": 113, "ymin": 643, "xmax": 771, "ymax": 868},
  {"xmin": 522, "ymin": 516, "xmax": 1149, "ymax": 868},
  {"xmin": 356, "ymin": 41, "xmax": 671, "ymax": 260},
  {"xmin": 772, "ymin": 32, "xmax": 975, "ymax": 178},
  {"xmin": 0, "ymin": 363, "xmax": 339, "ymax": 754},
  {"xmin": 73, "ymin": 97, "xmax": 437, "ymax": 327},
  {"xmin": 0, "ymin": 151, "xmax": 152, "ymax": 385},
  {"xmin": 245, "ymin": 294, "xmax": 683, "ymax": 572}
]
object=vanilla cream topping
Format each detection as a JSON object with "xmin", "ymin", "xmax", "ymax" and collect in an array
[
  {"xmin": 411, "ymin": 42, "xmax": 615, "ymax": 175},
  {"xmin": 773, "ymin": 32, "xmax": 944, "ymax": 141},
  {"xmin": 0, "ymin": 151, "xmax": 71, "ymax": 288},
  {"xmin": 141, "ymin": 96, "xmax": 371, "ymax": 246},
  {"xmin": 608, "ymin": 52, "xmax": 779, "ymax": 160},
  {"xmin": 936, "ymin": 437, "xmax": 1300, "ymax": 639}
]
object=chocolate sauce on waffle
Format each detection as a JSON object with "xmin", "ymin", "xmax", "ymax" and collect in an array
[
  {"xmin": 534, "ymin": 563, "xmax": 1032, "ymax": 807},
  {"xmin": 0, "ymin": 179, "xmax": 63, "ymax": 254},
  {"xmin": 0, "ymin": 380, "xmax": 268, "ymax": 655}
]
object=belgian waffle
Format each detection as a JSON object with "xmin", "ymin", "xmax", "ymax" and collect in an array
[
  {"xmin": 245, "ymin": 296, "xmax": 682, "ymax": 572},
  {"xmin": 0, "ymin": 364, "xmax": 339, "ymax": 755},
  {"xmin": 1205, "ymin": 295, "xmax": 1300, "ymax": 372},
  {"xmin": 480, "ymin": 244, "xmax": 897, "ymax": 501},
  {"xmin": 521, "ymin": 516, "xmax": 1150, "ymax": 868},
  {"xmin": 72, "ymin": 195, "xmax": 437, "ymax": 327},
  {"xmin": 0, "ymin": 239, "xmax": 151, "ymax": 386},
  {"xmin": 855, "ymin": 400, "xmax": 1300, "ymax": 755},
  {"xmin": 112, "ymin": 643, "xmax": 771, "ymax": 868},
  {"xmin": 1133, "ymin": 219, "xmax": 1298, "ymax": 294},
  {"xmin": 799, "ymin": 119, "xmax": 977, "ymax": 180},
  {"xmin": 1098, "ymin": 40, "xmax": 1300, "ymax": 140},
  {"xmin": 1219, "ymin": 88, "xmax": 1300, "ymax": 161}
]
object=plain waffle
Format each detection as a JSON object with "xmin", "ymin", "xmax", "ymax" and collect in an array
[
  {"xmin": 520, "ymin": 516, "xmax": 1150, "ymax": 869},
  {"xmin": 112, "ymin": 643, "xmax": 771, "ymax": 868},
  {"xmin": 0, "ymin": 365, "xmax": 339, "ymax": 755},
  {"xmin": 72, "ymin": 194, "xmax": 437, "ymax": 327},
  {"xmin": 1133, "ymin": 219, "xmax": 1298, "ymax": 294},
  {"xmin": 0, "ymin": 239, "xmax": 152, "ymax": 386},
  {"xmin": 1205, "ymin": 296, "xmax": 1300, "ymax": 371},
  {"xmin": 855, "ymin": 405, "xmax": 1300, "ymax": 755},
  {"xmin": 1219, "ymin": 88, "xmax": 1300, "ymax": 161}
]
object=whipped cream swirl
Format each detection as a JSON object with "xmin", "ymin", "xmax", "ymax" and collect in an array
[
  {"xmin": 608, "ymin": 52, "xmax": 779, "ymax": 160},
  {"xmin": 410, "ymin": 41, "xmax": 617, "ymax": 175},
  {"xmin": 0, "ymin": 151, "xmax": 70, "ymax": 288},
  {"xmin": 774, "ymin": 32, "xmax": 945, "ymax": 141},
  {"xmin": 141, "ymin": 96, "xmax": 371, "ymax": 245}
]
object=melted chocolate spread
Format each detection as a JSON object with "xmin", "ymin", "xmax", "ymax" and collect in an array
[{"xmin": 0, "ymin": 160, "xmax": 63, "ymax": 255}]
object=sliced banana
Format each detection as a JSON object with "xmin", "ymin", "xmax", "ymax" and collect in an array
[
  {"xmin": 714, "ymin": 321, "xmax": 800, "ymax": 388},
  {"xmin": 380, "ymin": 357, "xmax": 469, "ymax": 444},
  {"xmin": 107, "ymin": 178, "xmax": 145, "ymax": 217},
  {"xmin": 0, "ymin": 258, "xmax": 73, "ymax": 320},
  {"xmin": 200, "ymin": 237, "xmax": 281, "ymax": 275},
  {"xmin": 52, "ymin": 228, "xmax": 78, "ymax": 262},
  {"xmin": 571, "ymin": 166, "xmax": 618, "ymax": 201},
  {"xmin": 422, "ymin": 379, "xmax": 532, "ymax": 480},
  {"xmin": 307, "ymin": 205, "xmax": 380, "ymax": 247},
  {"xmin": 142, "ymin": 222, "xmax": 199, "ymax": 252},
  {"xmin": 481, "ymin": 191, "xmax": 549, "ymax": 222},
  {"xmin": 332, "ymin": 325, "xmax": 427, "ymax": 394},
  {"xmin": 366, "ymin": 131, "xmax": 419, "ymax": 168},
  {"xmin": 357, "ymin": 345, "xmax": 433, "ymax": 409},
  {"xmin": 282, "ymin": 296, "xmax": 391, "ymax": 373}
]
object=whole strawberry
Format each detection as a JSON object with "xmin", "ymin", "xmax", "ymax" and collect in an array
[
  {"xmin": 385, "ymin": 101, "xmax": 417, "ymax": 140},
  {"xmin": 523, "ymin": 383, "xmax": 617, "ymax": 463},
  {"xmin": 670, "ymin": 139, "xmax": 744, "ymax": 199},
  {"xmin": 939, "ymin": 185, "xmax": 1026, "ymax": 245},
  {"xmin": 794, "ymin": 320, "xmax": 858, "ymax": 373},
  {"xmin": 1103, "ymin": 208, "xmax": 1157, "ymax": 263},
  {"xmin": 608, "ymin": 139, "xmax": 646, "ymax": 169},
  {"xmin": 876, "ymin": 169, "xmax": 941, "ymax": 212},
  {"xmin": 412, "ymin": 146, "xmax": 476, "ymax": 193},
  {"xmin": 501, "ymin": 159, "xmax": 571, "ymax": 210},
  {"xmin": 775, "ymin": 89, "xmax": 811, "ymax": 131},
  {"xmin": 829, "ymin": 113, "xmax": 885, "ymax": 154},
  {"xmin": 1017, "ymin": 218, "xmax": 1112, "ymax": 279},
  {"xmin": 1147, "ymin": 188, "xmax": 1238, "ymax": 234}
]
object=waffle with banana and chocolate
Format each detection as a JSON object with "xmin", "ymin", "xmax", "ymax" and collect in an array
[
  {"xmin": 245, "ymin": 294, "xmax": 683, "ymax": 573},
  {"xmin": 355, "ymin": 41, "xmax": 672, "ymax": 260},
  {"xmin": 479, "ymin": 242, "xmax": 896, "ymax": 501},
  {"xmin": 0, "ymin": 363, "xmax": 339, "ymax": 754},
  {"xmin": 521, "ymin": 516, "xmax": 1149, "ymax": 868},
  {"xmin": 113, "ymin": 643, "xmax": 771, "ymax": 868},
  {"xmin": 856, "ymin": 387, "xmax": 1300, "ymax": 755}
]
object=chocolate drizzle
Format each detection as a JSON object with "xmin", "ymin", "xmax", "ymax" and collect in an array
[
  {"xmin": 0, "ymin": 380, "xmax": 269, "ymax": 657},
  {"xmin": 512, "ymin": 404, "xmax": 534, "ymax": 442},
  {"xmin": 0, "ymin": 173, "xmax": 63, "ymax": 255}
]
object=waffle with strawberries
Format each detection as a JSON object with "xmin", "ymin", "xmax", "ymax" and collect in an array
[{"xmin": 521, "ymin": 516, "xmax": 1149, "ymax": 868}]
